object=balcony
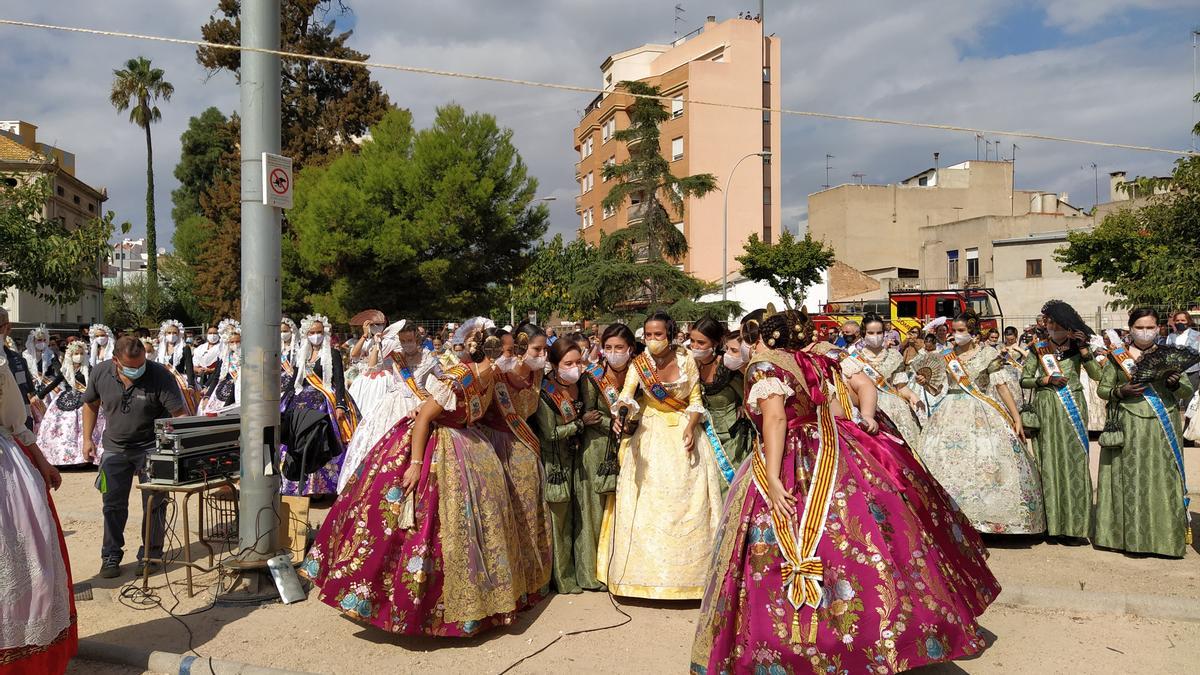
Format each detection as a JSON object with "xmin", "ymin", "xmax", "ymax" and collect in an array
[
  {"xmin": 575, "ymin": 161, "xmax": 584, "ymax": 179},
  {"xmin": 627, "ymin": 200, "xmax": 648, "ymax": 224},
  {"xmin": 574, "ymin": 194, "xmax": 583, "ymax": 214}
]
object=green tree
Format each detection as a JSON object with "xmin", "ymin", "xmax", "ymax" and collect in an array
[
  {"xmin": 171, "ymin": 107, "xmax": 233, "ymax": 224},
  {"xmin": 0, "ymin": 172, "xmax": 115, "ymax": 305},
  {"xmin": 509, "ymin": 234, "xmax": 599, "ymax": 322},
  {"xmin": 736, "ymin": 231, "xmax": 837, "ymax": 311},
  {"xmin": 110, "ymin": 56, "xmax": 174, "ymax": 311},
  {"xmin": 1056, "ymin": 155, "xmax": 1200, "ymax": 309},
  {"xmin": 287, "ymin": 106, "xmax": 548, "ymax": 319}
]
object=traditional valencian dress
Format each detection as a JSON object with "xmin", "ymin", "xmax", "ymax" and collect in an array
[
  {"xmin": 156, "ymin": 321, "xmax": 199, "ymax": 415},
  {"xmin": 918, "ymin": 345, "xmax": 1045, "ymax": 534},
  {"xmin": 596, "ymin": 348, "xmax": 725, "ymax": 600},
  {"xmin": 0, "ymin": 357, "xmax": 77, "ymax": 675},
  {"xmin": 699, "ymin": 359, "xmax": 756, "ymax": 497},
  {"xmin": 691, "ymin": 349, "xmax": 999, "ymax": 675},
  {"xmin": 1020, "ymin": 340, "xmax": 1102, "ymax": 539},
  {"xmin": 35, "ymin": 357, "xmax": 105, "ymax": 466},
  {"xmin": 1095, "ymin": 341, "xmax": 1193, "ymax": 557},
  {"xmin": 839, "ymin": 345, "xmax": 923, "ymax": 450},
  {"xmin": 301, "ymin": 363, "xmax": 536, "ymax": 636}
]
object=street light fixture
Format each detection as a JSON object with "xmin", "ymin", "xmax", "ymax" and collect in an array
[{"xmin": 723, "ymin": 151, "xmax": 772, "ymax": 303}]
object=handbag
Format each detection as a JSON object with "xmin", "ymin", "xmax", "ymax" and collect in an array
[
  {"xmin": 1098, "ymin": 401, "xmax": 1124, "ymax": 450},
  {"xmin": 1019, "ymin": 402, "xmax": 1040, "ymax": 431}
]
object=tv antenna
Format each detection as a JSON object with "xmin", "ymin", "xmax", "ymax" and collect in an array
[
  {"xmin": 823, "ymin": 153, "xmax": 835, "ymax": 189},
  {"xmin": 851, "ymin": 172, "xmax": 865, "ymax": 184},
  {"xmin": 674, "ymin": 4, "xmax": 686, "ymax": 36}
]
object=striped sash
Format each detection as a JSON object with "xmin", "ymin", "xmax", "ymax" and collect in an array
[
  {"xmin": 632, "ymin": 352, "xmax": 689, "ymax": 412},
  {"xmin": 1033, "ymin": 341, "xmax": 1088, "ymax": 454},
  {"xmin": 305, "ymin": 373, "xmax": 359, "ymax": 443},
  {"xmin": 495, "ymin": 379, "xmax": 541, "ymax": 453}
]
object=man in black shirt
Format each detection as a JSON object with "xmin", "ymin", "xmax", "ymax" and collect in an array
[{"xmin": 83, "ymin": 336, "xmax": 188, "ymax": 578}]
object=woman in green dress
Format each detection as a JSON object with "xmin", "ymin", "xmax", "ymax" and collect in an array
[
  {"xmin": 1020, "ymin": 300, "xmax": 1102, "ymax": 544},
  {"xmin": 1095, "ymin": 308, "xmax": 1193, "ymax": 558},
  {"xmin": 688, "ymin": 317, "xmax": 754, "ymax": 493},
  {"xmin": 534, "ymin": 337, "xmax": 607, "ymax": 593}
]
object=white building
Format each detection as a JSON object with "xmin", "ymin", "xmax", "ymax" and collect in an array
[{"xmin": 103, "ymin": 238, "xmax": 162, "ymax": 287}]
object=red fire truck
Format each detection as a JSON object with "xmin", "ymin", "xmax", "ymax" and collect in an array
[{"xmin": 814, "ymin": 288, "xmax": 1004, "ymax": 336}]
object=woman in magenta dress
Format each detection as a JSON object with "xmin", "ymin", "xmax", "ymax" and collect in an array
[
  {"xmin": 300, "ymin": 319, "xmax": 531, "ymax": 637},
  {"xmin": 691, "ymin": 310, "xmax": 999, "ymax": 675}
]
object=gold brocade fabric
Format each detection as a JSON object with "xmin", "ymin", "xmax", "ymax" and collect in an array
[
  {"xmin": 436, "ymin": 425, "xmax": 525, "ymax": 623},
  {"xmin": 596, "ymin": 354, "xmax": 724, "ymax": 600}
]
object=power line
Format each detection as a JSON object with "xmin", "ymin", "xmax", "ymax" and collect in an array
[{"xmin": 1, "ymin": 17, "xmax": 1197, "ymax": 158}]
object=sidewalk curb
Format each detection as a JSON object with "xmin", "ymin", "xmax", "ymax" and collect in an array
[
  {"xmin": 997, "ymin": 584, "xmax": 1200, "ymax": 623},
  {"xmin": 78, "ymin": 639, "xmax": 317, "ymax": 675}
]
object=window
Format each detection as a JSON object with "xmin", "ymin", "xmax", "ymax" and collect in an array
[
  {"xmin": 603, "ymin": 204, "xmax": 614, "ymax": 219},
  {"xmin": 586, "ymin": 137, "xmax": 593, "ymax": 156},
  {"xmin": 584, "ymin": 172, "xmax": 594, "ymax": 192},
  {"xmin": 1026, "ymin": 259, "xmax": 1043, "ymax": 278},
  {"xmin": 763, "ymin": 110, "xmax": 771, "ymax": 122},
  {"xmin": 918, "ymin": 176, "xmax": 928, "ymax": 187},
  {"xmin": 935, "ymin": 299, "xmax": 958, "ymax": 318},
  {"xmin": 763, "ymin": 187, "xmax": 772, "ymax": 204},
  {"xmin": 965, "ymin": 247, "xmax": 979, "ymax": 284},
  {"xmin": 946, "ymin": 250, "xmax": 959, "ymax": 284},
  {"xmin": 581, "ymin": 207, "xmax": 594, "ymax": 229},
  {"xmin": 602, "ymin": 156, "xmax": 615, "ymax": 181},
  {"xmin": 762, "ymin": 67, "xmax": 771, "ymax": 82},
  {"xmin": 581, "ymin": 136, "xmax": 593, "ymax": 159},
  {"xmin": 56, "ymin": 185, "xmax": 64, "ymax": 196},
  {"xmin": 73, "ymin": 195, "xmax": 80, "ymax": 205},
  {"xmin": 671, "ymin": 136, "xmax": 684, "ymax": 161},
  {"xmin": 671, "ymin": 96, "xmax": 684, "ymax": 118},
  {"xmin": 895, "ymin": 300, "xmax": 918, "ymax": 318},
  {"xmin": 601, "ymin": 118, "xmax": 616, "ymax": 142}
]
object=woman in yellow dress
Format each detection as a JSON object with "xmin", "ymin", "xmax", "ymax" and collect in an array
[{"xmin": 596, "ymin": 311, "xmax": 724, "ymax": 600}]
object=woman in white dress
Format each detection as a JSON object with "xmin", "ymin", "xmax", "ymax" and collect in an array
[
  {"xmin": 841, "ymin": 313, "xmax": 925, "ymax": 449},
  {"xmin": 202, "ymin": 319, "xmax": 242, "ymax": 415},
  {"xmin": 35, "ymin": 341, "xmax": 105, "ymax": 466},
  {"xmin": 192, "ymin": 324, "xmax": 223, "ymax": 397},
  {"xmin": 915, "ymin": 315, "xmax": 1045, "ymax": 534},
  {"xmin": 347, "ymin": 320, "xmax": 403, "ymax": 424}
]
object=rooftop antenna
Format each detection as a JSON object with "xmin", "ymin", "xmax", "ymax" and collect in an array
[
  {"xmin": 674, "ymin": 4, "xmax": 686, "ymax": 36},
  {"xmin": 824, "ymin": 153, "xmax": 835, "ymax": 189},
  {"xmin": 851, "ymin": 172, "xmax": 865, "ymax": 184}
]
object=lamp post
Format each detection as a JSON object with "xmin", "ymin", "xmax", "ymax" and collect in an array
[{"xmin": 723, "ymin": 151, "xmax": 772, "ymax": 303}]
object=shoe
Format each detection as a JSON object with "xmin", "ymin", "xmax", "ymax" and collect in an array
[
  {"xmin": 99, "ymin": 556, "xmax": 122, "ymax": 579},
  {"xmin": 135, "ymin": 560, "xmax": 161, "ymax": 577}
]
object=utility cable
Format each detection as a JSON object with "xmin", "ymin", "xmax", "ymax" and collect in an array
[{"xmin": 0, "ymin": 18, "xmax": 1196, "ymax": 157}]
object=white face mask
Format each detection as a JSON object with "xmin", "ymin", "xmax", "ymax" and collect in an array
[
  {"xmin": 953, "ymin": 333, "xmax": 973, "ymax": 346},
  {"xmin": 1131, "ymin": 328, "xmax": 1158, "ymax": 347},
  {"xmin": 557, "ymin": 365, "xmax": 581, "ymax": 384},
  {"xmin": 281, "ymin": 332, "xmax": 292, "ymax": 343},
  {"xmin": 863, "ymin": 334, "xmax": 884, "ymax": 349},
  {"xmin": 1047, "ymin": 329, "xmax": 1068, "ymax": 343},
  {"xmin": 605, "ymin": 350, "xmax": 630, "ymax": 369},
  {"xmin": 495, "ymin": 355, "xmax": 518, "ymax": 372},
  {"xmin": 71, "ymin": 354, "xmax": 83, "ymax": 365},
  {"xmin": 95, "ymin": 336, "xmax": 109, "ymax": 346},
  {"xmin": 165, "ymin": 334, "xmax": 179, "ymax": 344},
  {"xmin": 207, "ymin": 334, "xmax": 220, "ymax": 344},
  {"xmin": 722, "ymin": 350, "xmax": 745, "ymax": 371},
  {"xmin": 690, "ymin": 347, "xmax": 713, "ymax": 361},
  {"xmin": 308, "ymin": 333, "xmax": 324, "ymax": 346},
  {"xmin": 34, "ymin": 340, "xmax": 46, "ymax": 351},
  {"xmin": 523, "ymin": 355, "xmax": 547, "ymax": 371}
]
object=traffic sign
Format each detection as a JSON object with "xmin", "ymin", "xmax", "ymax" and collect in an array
[{"xmin": 262, "ymin": 152, "xmax": 293, "ymax": 209}]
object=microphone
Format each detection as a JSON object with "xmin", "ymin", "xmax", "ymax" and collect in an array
[{"xmin": 616, "ymin": 405, "xmax": 629, "ymax": 436}]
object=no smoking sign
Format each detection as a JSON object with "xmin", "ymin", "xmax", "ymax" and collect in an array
[{"xmin": 261, "ymin": 152, "xmax": 293, "ymax": 209}]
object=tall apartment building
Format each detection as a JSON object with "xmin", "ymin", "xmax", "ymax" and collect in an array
[
  {"xmin": 573, "ymin": 15, "xmax": 781, "ymax": 283},
  {"xmin": 0, "ymin": 120, "xmax": 106, "ymax": 326}
]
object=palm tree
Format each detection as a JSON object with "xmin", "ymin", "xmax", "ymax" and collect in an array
[{"xmin": 110, "ymin": 56, "xmax": 173, "ymax": 310}]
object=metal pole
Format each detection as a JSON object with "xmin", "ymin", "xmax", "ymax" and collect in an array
[
  {"xmin": 1193, "ymin": 30, "xmax": 1198, "ymax": 152},
  {"xmin": 723, "ymin": 151, "xmax": 770, "ymax": 304},
  {"xmin": 236, "ymin": 0, "xmax": 282, "ymax": 562}
]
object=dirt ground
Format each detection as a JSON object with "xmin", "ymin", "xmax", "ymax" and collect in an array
[{"xmin": 52, "ymin": 442, "xmax": 1200, "ymax": 675}]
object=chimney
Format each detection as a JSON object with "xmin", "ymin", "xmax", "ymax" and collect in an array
[
  {"xmin": 706, "ymin": 15, "xmax": 717, "ymax": 24},
  {"xmin": 1059, "ymin": 192, "xmax": 1068, "ymax": 205},
  {"xmin": 1109, "ymin": 171, "xmax": 1127, "ymax": 202}
]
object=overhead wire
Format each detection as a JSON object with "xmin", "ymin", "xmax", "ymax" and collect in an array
[{"xmin": 1, "ymin": 17, "xmax": 1197, "ymax": 158}]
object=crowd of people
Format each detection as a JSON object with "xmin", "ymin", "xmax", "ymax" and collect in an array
[{"xmin": 2, "ymin": 300, "xmax": 1197, "ymax": 673}]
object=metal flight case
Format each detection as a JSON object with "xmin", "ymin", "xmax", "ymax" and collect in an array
[{"xmin": 149, "ymin": 414, "xmax": 242, "ymax": 485}]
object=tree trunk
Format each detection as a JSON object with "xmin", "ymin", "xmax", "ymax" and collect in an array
[{"xmin": 144, "ymin": 118, "xmax": 159, "ymax": 315}]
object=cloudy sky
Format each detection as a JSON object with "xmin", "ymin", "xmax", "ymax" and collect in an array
[{"xmin": 2, "ymin": 1, "xmax": 1197, "ymax": 246}]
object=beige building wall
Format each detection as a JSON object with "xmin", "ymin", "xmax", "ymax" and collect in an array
[
  {"xmin": 574, "ymin": 16, "xmax": 780, "ymax": 284},
  {"xmin": 991, "ymin": 234, "xmax": 1123, "ymax": 327}
]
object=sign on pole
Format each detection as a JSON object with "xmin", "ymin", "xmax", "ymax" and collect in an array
[{"xmin": 262, "ymin": 152, "xmax": 293, "ymax": 209}]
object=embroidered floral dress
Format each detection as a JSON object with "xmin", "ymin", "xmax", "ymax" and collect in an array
[
  {"xmin": 300, "ymin": 365, "xmax": 534, "ymax": 637},
  {"xmin": 596, "ymin": 348, "xmax": 725, "ymax": 600},
  {"xmin": 691, "ymin": 350, "xmax": 999, "ymax": 675},
  {"xmin": 919, "ymin": 346, "xmax": 1045, "ymax": 534},
  {"xmin": 35, "ymin": 370, "xmax": 106, "ymax": 466},
  {"xmin": 840, "ymin": 347, "xmax": 922, "ymax": 450}
]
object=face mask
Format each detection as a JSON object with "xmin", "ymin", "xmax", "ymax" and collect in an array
[
  {"xmin": 1131, "ymin": 328, "xmax": 1158, "ymax": 347},
  {"xmin": 605, "ymin": 351, "xmax": 630, "ymax": 369},
  {"xmin": 722, "ymin": 350, "xmax": 745, "ymax": 370},
  {"xmin": 863, "ymin": 335, "xmax": 884, "ymax": 349},
  {"xmin": 119, "ymin": 360, "xmax": 146, "ymax": 380},
  {"xmin": 953, "ymin": 333, "xmax": 973, "ymax": 346},
  {"xmin": 557, "ymin": 366, "xmax": 581, "ymax": 384},
  {"xmin": 690, "ymin": 347, "xmax": 713, "ymax": 361},
  {"xmin": 1048, "ymin": 329, "xmax": 1068, "ymax": 342},
  {"xmin": 34, "ymin": 341, "xmax": 46, "ymax": 351},
  {"xmin": 646, "ymin": 339, "xmax": 670, "ymax": 356},
  {"xmin": 524, "ymin": 355, "xmax": 547, "ymax": 371},
  {"xmin": 308, "ymin": 334, "xmax": 324, "ymax": 346},
  {"xmin": 495, "ymin": 355, "xmax": 518, "ymax": 372},
  {"xmin": 1175, "ymin": 323, "xmax": 1189, "ymax": 332},
  {"xmin": 71, "ymin": 354, "xmax": 83, "ymax": 365},
  {"xmin": 280, "ymin": 332, "xmax": 292, "ymax": 342},
  {"xmin": 165, "ymin": 334, "xmax": 179, "ymax": 344},
  {"xmin": 207, "ymin": 334, "xmax": 220, "ymax": 344},
  {"xmin": 96, "ymin": 336, "xmax": 110, "ymax": 346}
]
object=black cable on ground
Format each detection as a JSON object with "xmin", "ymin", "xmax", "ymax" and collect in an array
[{"xmin": 495, "ymin": 591, "xmax": 634, "ymax": 675}]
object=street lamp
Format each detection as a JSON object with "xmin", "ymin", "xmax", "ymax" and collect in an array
[{"xmin": 723, "ymin": 151, "xmax": 772, "ymax": 303}]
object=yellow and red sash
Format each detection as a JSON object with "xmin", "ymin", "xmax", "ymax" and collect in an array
[
  {"xmin": 494, "ymin": 377, "xmax": 541, "ymax": 453},
  {"xmin": 542, "ymin": 378, "xmax": 579, "ymax": 423},
  {"xmin": 443, "ymin": 363, "xmax": 489, "ymax": 424},
  {"xmin": 940, "ymin": 347, "xmax": 1014, "ymax": 427},
  {"xmin": 747, "ymin": 361, "xmax": 840, "ymax": 644},
  {"xmin": 632, "ymin": 352, "xmax": 688, "ymax": 413},
  {"xmin": 585, "ymin": 362, "xmax": 623, "ymax": 409},
  {"xmin": 305, "ymin": 373, "xmax": 359, "ymax": 443}
]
